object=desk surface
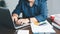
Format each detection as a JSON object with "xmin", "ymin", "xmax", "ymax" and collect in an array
[
  {"xmin": 54, "ymin": 28, "xmax": 60, "ymax": 34},
  {"xmin": 0, "ymin": 20, "xmax": 60, "ymax": 34},
  {"xmin": 0, "ymin": 25, "xmax": 32, "ymax": 34},
  {"xmin": 0, "ymin": 25, "xmax": 60, "ymax": 34}
]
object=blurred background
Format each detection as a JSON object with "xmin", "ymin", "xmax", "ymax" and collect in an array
[
  {"xmin": 0, "ymin": 0, "xmax": 6, "ymax": 7},
  {"xmin": 0, "ymin": 0, "xmax": 60, "ymax": 16}
]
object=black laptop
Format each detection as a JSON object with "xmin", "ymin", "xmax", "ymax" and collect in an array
[
  {"xmin": 0, "ymin": 8, "xmax": 15, "ymax": 29},
  {"xmin": 0, "ymin": 8, "xmax": 30, "ymax": 29}
]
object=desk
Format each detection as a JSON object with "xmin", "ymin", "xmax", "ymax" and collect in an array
[
  {"xmin": 0, "ymin": 25, "xmax": 60, "ymax": 34},
  {"xmin": 0, "ymin": 19, "xmax": 60, "ymax": 34},
  {"xmin": 0, "ymin": 25, "xmax": 32, "ymax": 34},
  {"xmin": 54, "ymin": 28, "xmax": 60, "ymax": 34},
  {"xmin": 47, "ymin": 18, "xmax": 60, "ymax": 34}
]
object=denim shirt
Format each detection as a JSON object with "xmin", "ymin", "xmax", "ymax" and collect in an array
[{"xmin": 12, "ymin": 0, "xmax": 48, "ymax": 22}]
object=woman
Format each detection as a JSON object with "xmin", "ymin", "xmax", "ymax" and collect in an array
[{"xmin": 12, "ymin": 0, "xmax": 48, "ymax": 25}]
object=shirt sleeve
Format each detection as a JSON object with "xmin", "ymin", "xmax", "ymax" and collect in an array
[
  {"xmin": 35, "ymin": 0, "xmax": 48, "ymax": 22},
  {"xmin": 12, "ymin": 0, "xmax": 21, "ymax": 15}
]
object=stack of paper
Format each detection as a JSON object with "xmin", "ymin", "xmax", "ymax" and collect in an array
[
  {"xmin": 17, "ymin": 30, "xmax": 29, "ymax": 34},
  {"xmin": 31, "ymin": 20, "xmax": 56, "ymax": 33}
]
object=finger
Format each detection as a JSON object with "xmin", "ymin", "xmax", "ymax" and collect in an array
[
  {"xmin": 14, "ymin": 16, "xmax": 18, "ymax": 22},
  {"xmin": 17, "ymin": 20, "xmax": 22, "ymax": 24},
  {"xmin": 15, "ymin": 21, "xmax": 21, "ymax": 25},
  {"xmin": 12, "ymin": 16, "xmax": 15, "ymax": 22}
]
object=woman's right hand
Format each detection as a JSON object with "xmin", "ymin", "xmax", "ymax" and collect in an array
[
  {"xmin": 12, "ymin": 14, "xmax": 18, "ymax": 22},
  {"xmin": 12, "ymin": 14, "xmax": 22, "ymax": 25}
]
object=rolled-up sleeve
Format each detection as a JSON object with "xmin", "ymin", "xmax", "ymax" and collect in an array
[
  {"xmin": 12, "ymin": 0, "xmax": 21, "ymax": 15},
  {"xmin": 35, "ymin": 0, "xmax": 48, "ymax": 22}
]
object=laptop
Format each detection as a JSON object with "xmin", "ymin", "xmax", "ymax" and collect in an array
[
  {"xmin": 0, "ymin": 8, "xmax": 14, "ymax": 29},
  {"xmin": 0, "ymin": 8, "xmax": 30, "ymax": 29}
]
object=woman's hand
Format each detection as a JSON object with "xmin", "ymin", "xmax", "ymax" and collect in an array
[
  {"xmin": 16, "ymin": 19, "xmax": 29, "ymax": 25},
  {"xmin": 30, "ymin": 18, "xmax": 40, "ymax": 26},
  {"xmin": 12, "ymin": 13, "xmax": 18, "ymax": 23}
]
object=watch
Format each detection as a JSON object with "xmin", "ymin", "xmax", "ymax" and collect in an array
[{"xmin": 28, "ymin": 18, "xmax": 31, "ymax": 23}]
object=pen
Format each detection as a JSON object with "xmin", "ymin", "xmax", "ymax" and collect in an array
[{"xmin": 39, "ymin": 22, "xmax": 47, "ymax": 26}]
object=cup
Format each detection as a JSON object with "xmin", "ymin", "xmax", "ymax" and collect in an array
[{"xmin": 50, "ymin": 15, "xmax": 55, "ymax": 22}]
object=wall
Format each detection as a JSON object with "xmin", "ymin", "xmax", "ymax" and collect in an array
[
  {"xmin": 52, "ymin": 0, "xmax": 60, "ymax": 14},
  {"xmin": 4, "ymin": 0, "xmax": 19, "ymax": 14}
]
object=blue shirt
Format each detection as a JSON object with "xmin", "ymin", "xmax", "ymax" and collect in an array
[{"xmin": 12, "ymin": 0, "xmax": 48, "ymax": 22}]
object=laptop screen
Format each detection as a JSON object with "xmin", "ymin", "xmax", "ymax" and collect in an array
[{"xmin": 0, "ymin": 8, "xmax": 14, "ymax": 29}]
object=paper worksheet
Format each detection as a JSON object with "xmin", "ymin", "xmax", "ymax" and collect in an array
[
  {"xmin": 31, "ymin": 20, "xmax": 56, "ymax": 33},
  {"xmin": 17, "ymin": 30, "xmax": 29, "ymax": 34}
]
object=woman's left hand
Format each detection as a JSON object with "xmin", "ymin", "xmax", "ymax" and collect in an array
[{"xmin": 17, "ymin": 19, "xmax": 29, "ymax": 24}]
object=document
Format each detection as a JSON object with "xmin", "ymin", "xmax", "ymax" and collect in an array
[
  {"xmin": 17, "ymin": 30, "xmax": 29, "ymax": 34},
  {"xmin": 31, "ymin": 20, "xmax": 56, "ymax": 33}
]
